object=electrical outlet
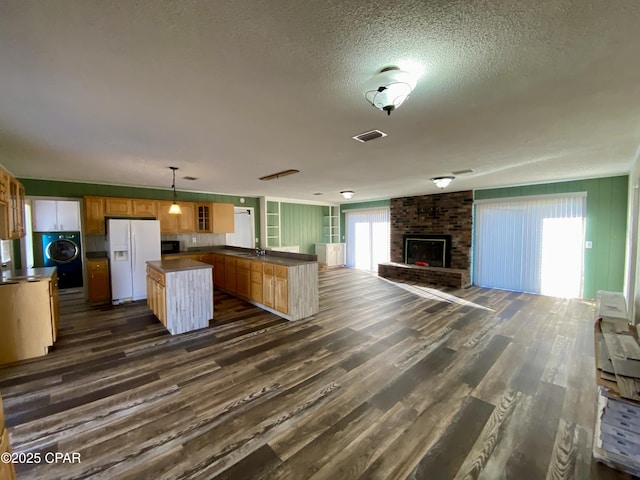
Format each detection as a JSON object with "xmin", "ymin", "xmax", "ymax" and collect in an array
[
  {"xmin": 585, "ymin": 241, "xmax": 593, "ymax": 249},
  {"xmin": 192, "ymin": 236, "xmax": 197, "ymax": 244}
]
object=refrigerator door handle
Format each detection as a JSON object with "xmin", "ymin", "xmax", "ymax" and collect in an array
[{"xmin": 132, "ymin": 230, "xmax": 136, "ymax": 272}]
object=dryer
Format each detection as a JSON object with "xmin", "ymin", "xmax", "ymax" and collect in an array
[{"xmin": 41, "ymin": 232, "xmax": 83, "ymax": 289}]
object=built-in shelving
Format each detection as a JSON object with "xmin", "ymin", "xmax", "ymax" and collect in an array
[
  {"xmin": 323, "ymin": 205, "xmax": 340, "ymax": 243},
  {"xmin": 266, "ymin": 202, "xmax": 281, "ymax": 247}
]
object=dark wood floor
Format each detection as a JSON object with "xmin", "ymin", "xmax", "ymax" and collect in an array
[{"xmin": 0, "ymin": 269, "xmax": 635, "ymax": 479}]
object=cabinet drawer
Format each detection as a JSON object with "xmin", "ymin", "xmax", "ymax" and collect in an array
[
  {"xmin": 263, "ymin": 264, "xmax": 274, "ymax": 276},
  {"xmin": 146, "ymin": 267, "xmax": 165, "ymax": 286},
  {"xmin": 237, "ymin": 258, "xmax": 250, "ymax": 270},
  {"xmin": 251, "ymin": 271, "xmax": 263, "ymax": 283},
  {"xmin": 87, "ymin": 258, "xmax": 108, "ymax": 272},
  {"xmin": 251, "ymin": 261, "xmax": 263, "ymax": 273},
  {"xmin": 275, "ymin": 266, "xmax": 288, "ymax": 279}
]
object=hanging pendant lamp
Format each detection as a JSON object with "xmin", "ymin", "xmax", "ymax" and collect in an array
[{"xmin": 168, "ymin": 167, "xmax": 182, "ymax": 214}]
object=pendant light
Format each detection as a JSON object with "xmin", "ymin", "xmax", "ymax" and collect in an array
[
  {"xmin": 364, "ymin": 67, "xmax": 418, "ymax": 116},
  {"xmin": 168, "ymin": 167, "xmax": 182, "ymax": 214}
]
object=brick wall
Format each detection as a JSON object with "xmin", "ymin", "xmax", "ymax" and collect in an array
[{"xmin": 390, "ymin": 191, "xmax": 473, "ymax": 270}]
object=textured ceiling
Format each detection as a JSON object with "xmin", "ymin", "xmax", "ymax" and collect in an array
[{"xmin": 0, "ymin": 0, "xmax": 639, "ymax": 203}]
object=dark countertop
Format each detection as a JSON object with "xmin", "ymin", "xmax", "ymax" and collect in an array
[
  {"xmin": 0, "ymin": 267, "xmax": 57, "ymax": 285},
  {"xmin": 162, "ymin": 247, "xmax": 317, "ymax": 267},
  {"xmin": 86, "ymin": 251, "xmax": 108, "ymax": 259},
  {"xmin": 147, "ymin": 259, "xmax": 213, "ymax": 273}
]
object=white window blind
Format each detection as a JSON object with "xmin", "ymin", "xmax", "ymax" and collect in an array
[
  {"xmin": 345, "ymin": 208, "xmax": 390, "ymax": 271},
  {"xmin": 474, "ymin": 193, "xmax": 587, "ymax": 297}
]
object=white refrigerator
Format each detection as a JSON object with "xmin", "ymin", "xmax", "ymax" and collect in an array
[{"xmin": 107, "ymin": 219, "xmax": 161, "ymax": 304}]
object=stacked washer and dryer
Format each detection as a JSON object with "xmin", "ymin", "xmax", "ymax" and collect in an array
[{"xmin": 33, "ymin": 200, "xmax": 83, "ymax": 290}]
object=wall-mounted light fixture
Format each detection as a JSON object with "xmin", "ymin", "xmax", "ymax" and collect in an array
[
  {"xmin": 168, "ymin": 166, "xmax": 182, "ymax": 214},
  {"xmin": 431, "ymin": 176, "xmax": 455, "ymax": 189},
  {"xmin": 340, "ymin": 191, "xmax": 355, "ymax": 200}
]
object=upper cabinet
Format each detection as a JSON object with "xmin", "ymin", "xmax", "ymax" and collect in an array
[
  {"xmin": 132, "ymin": 199, "xmax": 157, "ymax": 217},
  {"xmin": 212, "ymin": 203, "xmax": 234, "ymax": 233},
  {"xmin": 83, "ymin": 197, "xmax": 106, "ymax": 235},
  {"xmin": 33, "ymin": 200, "xmax": 80, "ymax": 232},
  {"xmin": 105, "ymin": 198, "xmax": 132, "ymax": 216},
  {"xmin": 0, "ymin": 166, "xmax": 24, "ymax": 239},
  {"xmin": 82, "ymin": 196, "xmax": 234, "ymax": 235}
]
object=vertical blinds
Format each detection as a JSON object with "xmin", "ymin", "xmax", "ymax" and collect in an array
[
  {"xmin": 345, "ymin": 207, "xmax": 390, "ymax": 271},
  {"xmin": 473, "ymin": 193, "xmax": 587, "ymax": 296}
]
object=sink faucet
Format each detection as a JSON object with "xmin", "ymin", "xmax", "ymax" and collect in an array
[{"xmin": 255, "ymin": 248, "xmax": 266, "ymax": 256}]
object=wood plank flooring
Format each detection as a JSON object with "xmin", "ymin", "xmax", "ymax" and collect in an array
[{"xmin": 0, "ymin": 268, "xmax": 635, "ymax": 479}]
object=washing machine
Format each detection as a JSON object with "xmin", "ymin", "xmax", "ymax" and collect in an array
[{"xmin": 41, "ymin": 232, "xmax": 83, "ymax": 289}]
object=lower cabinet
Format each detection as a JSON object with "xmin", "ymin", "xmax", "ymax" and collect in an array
[
  {"xmin": 146, "ymin": 267, "xmax": 166, "ymax": 327},
  {"xmin": 225, "ymin": 257, "xmax": 237, "ymax": 294},
  {"xmin": 263, "ymin": 264, "xmax": 275, "ymax": 309},
  {"xmin": 213, "ymin": 254, "xmax": 226, "ymax": 289},
  {"xmin": 274, "ymin": 266, "xmax": 289, "ymax": 314},
  {"xmin": 236, "ymin": 259, "xmax": 250, "ymax": 298},
  {"xmin": 87, "ymin": 258, "xmax": 110, "ymax": 304},
  {"xmin": 1, "ymin": 393, "xmax": 16, "ymax": 480},
  {"xmin": 250, "ymin": 262, "xmax": 263, "ymax": 304},
  {"xmin": 315, "ymin": 243, "xmax": 345, "ymax": 267}
]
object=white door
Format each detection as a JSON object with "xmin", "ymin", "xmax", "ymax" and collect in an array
[
  {"xmin": 56, "ymin": 201, "xmax": 80, "ymax": 231},
  {"xmin": 33, "ymin": 200, "xmax": 57, "ymax": 232},
  {"xmin": 226, "ymin": 208, "xmax": 254, "ymax": 248}
]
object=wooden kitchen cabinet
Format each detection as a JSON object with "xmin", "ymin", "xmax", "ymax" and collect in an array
[
  {"xmin": 105, "ymin": 197, "xmax": 132, "ymax": 216},
  {"xmin": 250, "ymin": 261, "xmax": 263, "ymax": 303},
  {"xmin": 50, "ymin": 271, "xmax": 60, "ymax": 342},
  {"xmin": 132, "ymin": 199, "xmax": 157, "ymax": 217},
  {"xmin": 158, "ymin": 201, "xmax": 195, "ymax": 233},
  {"xmin": 83, "ymin": 196, "xmax": 106, "ymax": 235},
  {"xmin": 87, "ymin": 258, "xmax": 110, "ymax": 304},
  {"xmin": 236, "ymin": 258, "xmax": 250, "ymax": 298},
  {"xmin": 213, "ymin": 254, "xmax": 226, "ymax": 289},
  {"xmin": 274, "ymin": 265, "xmax": 289, "ymax": 314},
  {"xmin": 211, "ymin": 203, "xmax": 234, "ymax": 233},
  {"xmin": 1, "ymin": 393, "xmax": 16, "ymax": 480},
  {"xmin": 224, "ymin": 256, "xmax": 237, "ymax": 293},
  {"xmin": 8, "ymin": 179, "xmax": 25, "ymax": 239},
  {"xmin": 263, "ymin": 263, "xmax": 275, "ymax": 308},
  {"xmin": 0, "ymin": 168, "xmax": 9, "ymax": 204},
  {"xmin": 146, "ymin": 266, "xmax": 167, "ymax": 327},
  {"xmin": 196, "ymin": 204, "xmax": 211, "ymax": 232}
]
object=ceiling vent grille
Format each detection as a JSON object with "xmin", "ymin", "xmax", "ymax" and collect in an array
[
  {"xmin": 452, "ymin": 169, "xmax": 474, "ymax": 175},
  {"xmin": 182, "ymin": 176, "xmax": 198, "ymax": 181},
  {"xmin": 352, "ymin": 129, "xmax": 387, "ymax": 143},
  {"xmin": 259, "ymin": 169, "xmax": 300, "ymax": 181}
]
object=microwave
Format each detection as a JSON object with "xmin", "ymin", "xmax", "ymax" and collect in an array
[{"xmin": 161, "ymin": 240, "xmax": 180, "ymax": 254}]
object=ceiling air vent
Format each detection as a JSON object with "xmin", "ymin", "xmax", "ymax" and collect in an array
[
  {"xmin": 352, "ymin": 129, "xmax": 387, "ymax": 143},
  {"xmin": 182, "ymin": 176, "xmax": 198, "ymax": 181},
  {"xmin": 452, "ymin": 169, "xmax": 475, "ymax": 175},
  {"xmin": 259, "ymin": 169, "xmax": 300, "ymax": 181}
]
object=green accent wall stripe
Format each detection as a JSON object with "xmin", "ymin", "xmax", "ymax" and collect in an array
[{"xmin": 475, "ymin": 176, "xmax": 628, "ymax": 298}]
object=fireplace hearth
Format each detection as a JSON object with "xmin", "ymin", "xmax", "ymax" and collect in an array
[{"xmin": 403, "ymin": 234, "xmax": 452, "ymax": 268}]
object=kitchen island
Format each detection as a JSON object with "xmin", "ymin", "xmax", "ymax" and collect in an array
[
  {"xmin": 0, "ymin": 267, "xmax": 59, "ymax": 365},
  {"xmin": 146, "ymin": 259, "xmax": 213, "ymax": 335},
  {"xmin": 162, "ymin": 247, "xmax": 319, "ymax": 321}
]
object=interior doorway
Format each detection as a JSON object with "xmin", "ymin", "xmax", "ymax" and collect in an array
[{"xmin": 226, "ymin": 207, "xmax": 255, "ymax": 249}]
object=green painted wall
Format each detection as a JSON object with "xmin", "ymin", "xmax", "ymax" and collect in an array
[
  {"xmin": 475, "ymin": 175, "xmax": 628, "ymax": 299},
  {"xmin": 339, "ymin": 199, "xmax": 391, "ymax": 242},
  {"xmin": 18, "ymin": 178, "xmax": 262, "ymax": 241},
  {"xmin": 279, "ymin": 202, "xmax": 326, "ymax": 255}
]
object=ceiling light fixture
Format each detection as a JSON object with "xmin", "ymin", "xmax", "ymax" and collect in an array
[
  {"xmin": 340, "ymin": 190, "xmax": 355, "ymax": 200},
  {"xmin": 431, "ymin": 176, "xmax": 455, "ymax": 189},
  {"xmin": 168, "ymin": 167, "xmax": 182, "ymax": 214},
  {"xmin": 364, "ymin": 66, "xmax": 417, "ymax": 116}
]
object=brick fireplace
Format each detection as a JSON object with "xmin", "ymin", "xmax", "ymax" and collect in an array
[{"xmin": 379, "ymin": 190, "xmax": 473, "ymax": 288}]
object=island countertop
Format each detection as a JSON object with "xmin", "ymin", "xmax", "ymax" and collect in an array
[
  {"xmin": 147, "ymin": 259, "xmax": 213, "ymax": 273},
  {"xmin": 0, "ymin": 267, "xmax": 57, "ymax": 285},
  {"xmin": 162, "ymin": 249, "xmax": 317, "ymax": 267}
]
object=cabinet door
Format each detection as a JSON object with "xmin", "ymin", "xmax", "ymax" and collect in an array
[
  {"xmin": 33, "ymin": 200, "xmax": 57, "ymax": 232},
  {"xmin": 211, "ymin": 203, "xmax": 235, "ymax": 233},
  {"xmin": 87, "ymin": 259, "xmax": 110, "ymax": 303},
  {"xmin": 274, "ymin": 266, "xmax": 288, "ymax": 314},
  {"xmin": 177, "ymin": 203, "xmax": 196, "ymax": 233},
  {"xmin": 157, "ymin": 201, "xmax": 178, "ymax": 233},
  {"xmin": 56, "ymin": 200, "xmax": 80, "ymax": 231},
  {"xmin": 83, "ymin": 197, "xmax": 106, "ymax": 235},
  {"xmin": 0, "ymin": 168, "xmax": 8, "ymax": 203},
  {"xmin": 263, "ymin": 264, "xmax": 275, "ymax": 308},
  {"xmin": 225, "ymin": 257, "xmax": 237, "ymax": 293},
  {"xmin": 49, "ymin": 273, "xmax": 59, "ymax": 343},
  {"xmin": 196, "ymin": 204, "xmax": 212, "ymax": 232},
  {"xmin": 237, "ymin": 266, "xmax": 250, "ymax": 298},
  {"xmin": 105, "ymin": 198, "xmax": 133, "ymax": 216},
  {"xmin": 132, "ymin": 199, "xmax": 158, "ymax": 217}
]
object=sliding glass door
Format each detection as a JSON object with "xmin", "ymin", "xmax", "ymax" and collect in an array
[
  {"xmin": 345, "ymin": 208, "xmax": 390, "ymax": 271},
  {"xmin": 474, "ymin": 193, "xmax": 587, "ymax": 297}
]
